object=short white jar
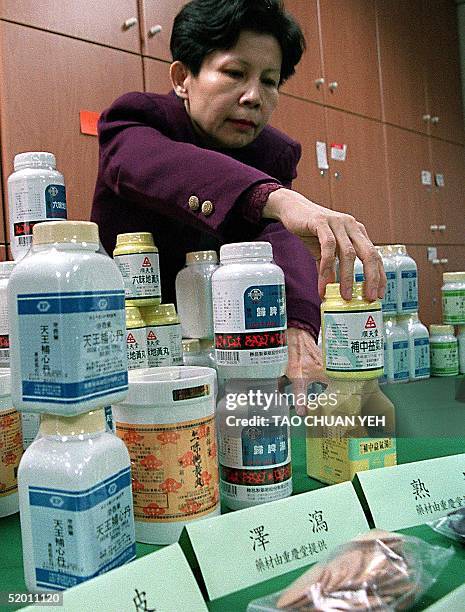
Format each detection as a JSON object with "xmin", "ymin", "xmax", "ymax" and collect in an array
[
  {"xmin": 442, "ymin": 272, "xmax": 465, "ymax": 325},
  {"xmin": 429, "ymin": 324, "xmax": 459, "ymax": 376}
]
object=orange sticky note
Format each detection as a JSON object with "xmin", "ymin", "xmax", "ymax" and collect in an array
[{"xmin": 79, "ymin": 110, "xmax": 100, "ymax": 136}]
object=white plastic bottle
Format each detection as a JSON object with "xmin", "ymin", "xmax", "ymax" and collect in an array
[
  {"xmin": 392, "ymin": 245, "xmax": 418, "ymax": 313},
  {"xmin": 397, "ymin": 313, "xmax": 430, "ymax": 380},
  {"xmin": 457, "ymin": 326, "xmax": 465, "ymax": 374},
  {"xmin": 182, "ymin": 338, "xmax": 216, "ymax": 369},
  {"xmin": 378, "ymin": 246, "xmax": 398, "ymax": 315},
  {"xmin": 429, "ymin": 325, "xmax": 459, "ymax": 376},
  {"xmin": 212, "ymin": 242, "xmax": 288, "ymax": 379},
  {"xmin": 8, "ymin": 221, "xmax": 128, "ymax": 416},
  {"xmin": 0, "ymin": 261, "xmax": 15, "ymax": 367},
  {"xmin": 442, "ymin": 272, "xmax": 465, "ymax": 325},
  {"xmin": 0, "ymin": 370, "xmax": 22, "ymax": 517},
  {"xmin": 18, "ymin": 409, "xmax": 135, "ymax": 592},
  {"xmin": 175, "ymin": 250, "xmax": 219, "ymax": 339},
  {"xmin": 353, "ymin": 257, "xmax": 364, "ymax": 282},
  {"xmin": 21, "ymin": 413, "xmax": 41, "ymax": 449},
  {"xmin": 383, "ymin": 316, "xmax": 409, "ymax": 383},
  {"xmin": 8, "ymin": 152, "xmax": 67, "ymax": 261}
]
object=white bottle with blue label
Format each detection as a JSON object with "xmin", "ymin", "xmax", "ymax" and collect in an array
[
  {"xmin": 391, "ymin": 245, "xmax": 418, "ymax": 313},
  {"xmin": 354, "ymin": 249, "xmax": 397, "ymax": 315},
  {"xmin": 397, "ymin": 313, "xmax": 430, "ymax": 380},
  {"xmin": 8, "ymin": 221, "xmax": 128, "ymax": 416},
  {"xmin": 18, "ymin": 409, "xmax": 136, "ymax": 593},
  {"xmin": 383, "ymin": 316, "xmax": 409, "ymax": 383}
]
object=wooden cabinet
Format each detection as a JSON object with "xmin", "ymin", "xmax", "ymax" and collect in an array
[
  {"xmin": 271, "ymin": 95, "xmax": 331, "ymax": 207},
  {"xmin": 325, "ymin": 108, "xmax": 390, "ymax": 243},
  {"xmin": 139, "ymin": 0, "xmax": 185, "ymax": 61},
  {"xmin": 0, "ymin": 22, "xmax": 144, "ymax": 237},
  {"xmin": 143, "ymin": 58, "xmax": 174, "ymax": 94},
  {"xmin": 281, "ymin": 0, "xmax": 325, "ymax": 104},
  {"xmin": 0, "ymin": 0, "xmax": 141, "ymax": 53},
  {"xmin": 318, "ymin": 0, "xmax": 382, "ymax": 120}
]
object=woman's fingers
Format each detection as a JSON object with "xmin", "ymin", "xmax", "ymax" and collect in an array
[
  {"xmin": 346, "ymin": 221, "xmax": 385, "ymax": 301},
  {"xmin": 315, "ymin": 222, "xmax": 337, "ymax": 298},
  {"xmin": 329, "ymin": 218, "xmax": 357, "ymax": 301}
]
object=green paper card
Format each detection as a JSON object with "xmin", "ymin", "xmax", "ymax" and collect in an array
[
  {"xmin": 182, "ymin": 482, "xmax": 369, "ymax": 600},
  {"xmin": 355, "ymin": 452, "xmax": 465, "ymax": 530},
  {"xmin": 424, "ymin": 583, "xmax": 465, "ymax": 610},
  {"xmin": 21, "ymin": 544, "xmax": 208, "ymax": 612}
]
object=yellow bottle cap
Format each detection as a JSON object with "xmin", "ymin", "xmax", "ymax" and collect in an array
[
  {"xmin": 324, "ymin": 282, "xmax": 366, "ymax": 300},
  {"xmin": 186, "ymin": 250, "xmax": 217, "ymax": 265},
  {"xmin": 126, "ymin": 304, "xmax": 145, "ymax": 328},
  {"xmin": 33, "ymin": 221, "xmax": 99, "ymax": 245},
  {"xmin": 443, "ymin": 272, "xmax": 465, "ymax": 283},
  {"xmin": 40, "ymin": 409, "xmax": 105, "ymax": 435},
  {"xmin": 430, "ymin": 324, "xmax": 455, "ymax": 335},
  {"xmin": 142, "ymin": 303, "xmax": 179, "ymax": 325},
  {"xmin": 116, "ymin": 232, "xmax": 156, "ymax": 248}
]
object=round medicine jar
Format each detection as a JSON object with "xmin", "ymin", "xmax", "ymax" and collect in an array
[
  {"xmin": 442, "ymin": 272, "xmax": 465, "ymax": 325},
  {"xmin": 0, "ymin": 369, "xmax": 22, "ymax": 518},
  {"xmin": 429, "ymin": 324, "xmax": 459, "ymax": 377},
  {"xmin": 126, "ymin": 304, "xmax": 148, "ymax": 371},
  {"xmin": 141, "ymin": 303, "xmax": 183, "ymax": 367}
]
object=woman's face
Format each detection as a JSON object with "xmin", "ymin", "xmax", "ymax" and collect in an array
[{"xmin": 179, "ymin": 30, "xmax": 282, "ymax": 149}]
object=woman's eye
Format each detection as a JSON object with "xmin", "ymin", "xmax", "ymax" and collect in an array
[
  {"xmin": 263, "ymin": 78, "xmax": 277, "ymax": 87},
  {"xmin": 225, "ymin": 69, "xmax": 243, "ymax": 79}
]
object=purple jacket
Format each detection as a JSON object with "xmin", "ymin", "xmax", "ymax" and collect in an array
[{"xmin": 91, "ymin": 91, "xmax": 320, "ymax": 338}]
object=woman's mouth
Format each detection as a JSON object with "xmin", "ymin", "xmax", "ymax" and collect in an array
[{"xmin": 228, "ymin": 119, "xmax": 256, "ymax": 130}]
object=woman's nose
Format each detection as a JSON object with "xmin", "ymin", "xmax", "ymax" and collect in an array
[{"xmin": 239, "ymin": 81, "xmax": 262, "ymax": 107}]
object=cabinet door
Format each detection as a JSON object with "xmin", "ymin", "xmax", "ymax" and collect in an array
[
  {"xmin": 385, "ymin": 125, "xmax": 436, "ymax": 244},
  {"xmin": 376, "ymin": 0, "xmax": 429, "ymax": 134},
  {"xmin": 319, "ymin": 0, "xmax": 382, "ymax": 119},
  {"xmin": 281, "ymin": 0, "xmax": 325, "ymax": 103},
  {"xmin": 270, "ymin": 95, "xmax": 331, "ymax": 207},
  {"xmin": 0, "ymin": 0, "xmax": 141, "ymax": 53},
  {"xmin": 430, "ymin": 139, "xmax": 465, "ymax": 245},
  {"xmin": 423, "ymin": 0, "xmax": 465, "ymax": 144},
  {"xmin": 325, "ymin": 108, "xmax": 390, "ymax": 244},
  {"xmin": 140, "ymin": 0, "xmax": 185, "ymax": 61},
  {"xmin": 0, "ymin": 23, "xmax": 144, "ymax": 234},
  {"xmin": 143, "ymin": 58, "xmax": 174, "ymax": 94}
]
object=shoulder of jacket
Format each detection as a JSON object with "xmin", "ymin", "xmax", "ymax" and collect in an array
[{"xmin": 257, "ymin": 124, "xmax": 302, "ymax": 165}]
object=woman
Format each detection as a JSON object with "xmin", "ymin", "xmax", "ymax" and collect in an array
[{"xmin": 91, "ymin": 0, "xmax": 385, "ymax": 398}]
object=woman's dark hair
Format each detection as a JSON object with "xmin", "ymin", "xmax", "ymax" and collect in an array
[{"xmin": 170, "ymin": 0, "xmax": 305, "ymax": 85}]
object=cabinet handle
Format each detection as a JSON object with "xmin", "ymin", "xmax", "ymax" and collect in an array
[
  {"xmin": 438, "ymin": 225, "xmax": 446, "ymax": 231},
  {"xmin": 432, "ymin": 259, "xmax": 440, "ymax": 265},
  {"xmin": 422, "ymin": 114, "xmax": 431, "ymax": 123},
  {"xmin": 148, "ymin": 25, "xmax": 163, "ymax": 37},
  {"xmin": 430, "ymin": 224, "xmax": 438, "ymax": 231},
  {"xmin": 440, "ymin": 258, "xmax": 448, "ymax": 264},
  {"xmin": 329, "ymin": 81, "xmax": 338, "ymax": 91},
  {"xmin": 431, "ymin": 116, "xmax": 440, "ymax": 124},
  {"xmin": 123, "ymin": 17, "xmax": 138, "ymax": 30},
  {"xmin": 314, "ymin": 77, "xmax": 325, "ymax": 88}
]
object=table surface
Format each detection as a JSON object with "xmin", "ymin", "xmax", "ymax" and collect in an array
[{"xmin": 1, "ymin": 377, "xmax": 464, "ymax": 611}]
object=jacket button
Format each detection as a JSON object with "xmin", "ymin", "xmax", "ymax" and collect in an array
[
  {"xmin": 201, "ymin": 200, "xmax": 214, "ymax": 216},
  {"xmin": 188, "ymin": 195, "xmax": 200, "ymax": 211}
]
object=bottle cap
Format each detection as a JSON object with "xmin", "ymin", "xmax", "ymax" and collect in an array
[
  {"xmin": 142, "ymin": 303, "xmax": 179, "ymax": 325},
  {"xmin": 324, "ymin": 282, "xmax": 369, "ymax": 301},
  {"xmin": 182, "ymin": 338, "xmax": 201, "ymax": 353},
  {"xmin": 430, "ymin": 324, "xmax": 455, "ymax": 335},
  {"xmin": 220, "ymin": 241, "xmax": 273, "ymax": 263},
  {"xmin": 116, "ymin": 232, "xmax": 156, "ymax": 249},
  {"xmin": 40, "ymin": 409, "xmax": 105, "ymax": 436},
  {"xmin": 186, "ymin": 250, "xmax": 218, "ymax": 265},
  {"xmin": 126, "ymin": 304, "xmax": 145, "ymax": 328},
  {"xmin": 33, "ymin": 221, "xmax": 99, "ymax": 246},
  {"xmin": 443, "ymin": 272, "xmax": 465, "ymax": 283},
  {"xmin": 14, "ymin": 152, "xmax": 56, "ymax": 171},
  {"xmin": 0, "ymin": 261, "xmax": 15, "ymax": 278}
]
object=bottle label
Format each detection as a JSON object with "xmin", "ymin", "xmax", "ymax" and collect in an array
[
  {"xmin": 0, "ymin": 294, "xmax": 10, "ymax": 367},
  {"xmin": 392, "ymin": 340, "xmax": 409, "ymax": 380},
  {"xmin": 29, "ymin": 466, "xmax": 135, "ymax": 590},
  {"xmin": 146, "ymin": 323, "xmax": 183, "ymax": 367},
  {"xmin": 382, "ymin": 272, "xmax": 397, "ymax": 313},
  {"xmin": 115, "ymin": 415, "xmax": 219, "ymax": 523},
  {"xmin": 114, "ymin": 253, "xmax": 161, "ymax": 301},
  {"xmin": 213, "ymin": 281, "xmax": 287, "ymax": 367},
  {"xmin": 413, "ymin": 337, "xmax": 430, "ymax": 377},
  {"xmin": 0, "ymin": 409, "xmax": 23, "ymax": 497},
  {"xmin": 21, "ymin": 413, "xmax": 40, "ymax": 449},
  {"xmin": 126, "ymin": 326, "xmax": 148, "ymax": 370},
  {"xmin": 430, "ymin": 342, "xmax": 459, "ymax": 375},
  {"xmin": 354, "ymin": 273, "xmax": 364, "ymax": 282},
  {"xmin": 323, "ymin": 309, "xmax": 383, "ymax": 373},
  {"xmin": 459, "ymin": 336, "xmax": 465, "ymax": 374},
  {"xmin": 442, "ymin": 290, "xmax": 465, "ymax": 324},
  {"xmin": 400, "ymin": 270, "xmax": 418, "ymax": 311},
  {"xmin": 17, "ymin": 290, "xmax": 128, "ymax": 404}
]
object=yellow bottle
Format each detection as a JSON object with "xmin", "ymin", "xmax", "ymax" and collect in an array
[
  {"xmin": 113, "ymin": 232, "xmax": 161, "ymax": 307},
  {"xmin": 126, "ymin": 304, "xmax": 148, "ymax": 370}
]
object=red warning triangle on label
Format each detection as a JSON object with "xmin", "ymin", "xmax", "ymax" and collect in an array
[
  {"xmin": 127, "ymin": 332, "xmax": 136, "ymax": 343},
  {"xmin": 365, "ymin": 315, "xmax": 377, "ymax": 329},
  {"xmin": 147, "ymin": 331, "xmax": 157, "ymax": 341},
  {"xmin": 142, "ymin": 257, "xmax": 152, "ymax": 268}
]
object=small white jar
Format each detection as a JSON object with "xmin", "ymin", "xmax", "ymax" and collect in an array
[
  {"xmin": 141, "ymin": 303, "xmax": 183, "ymax": 367},
  {"xmin": 0, "ymin": 370, "xmax": 22, "ymax": 517},
  {"xmin": 353, "ymin": 256, "xmax": 364, "ymax": 282},
  {"xmin": 0, "ymin": 261, "xmax": 16, "ymax": 368},
  {"xmin": 113, "ymin": 367, "xmax": 220, "ymax": 545},
  {"xmin": 8, "ymin": 152, "xmax": 67, "ymax": 261},
  {"xmin": 457, "ymin": 326, "xmax": 465, "ymax": 374},
  {"xmin": 383, "ymin": 316, "xmax": 409, "ymax": 383},
  {"xmin": 378, "ymin": 246, "xmax": 398, "ymax": 315},
  {"xmin": 442, "ymin": 272, "xmax": 465, "ymax": 325},
  {"xmin": 175, "ymin": 250, "xmax": 218, "ymax": 339},
  {"xmin": 429, "ymin": 324, "xmax": 459, "ymax": 376},
  {"xmin": 182, "ymin": 338, "xmax": 216, "ymax": 369},
  {"xmin": 8, "ymin": 221, "xmax": 128, "ymax": 416},
  {"xmin": 18, "ymin": 409, "xmax": 135, "ymax": 592},
  {"xmin": 212, "ymin": 242, "xmax": 288, "ymax": 379},
  {"xmin": 21, "ymin": 413, "xmax": 41, "ymax": 449},
  {"xmin": 397, "ymin": 313, "xmax": 430, "ymax": 380},
  {"xmin": 390, "ymin": 245, "xmax": 418, "ymax": 313}
]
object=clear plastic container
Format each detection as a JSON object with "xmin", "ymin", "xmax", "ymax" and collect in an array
[
  {"xmin": 7, "ymin": 152, "xmax": 67, "ymax": 260},
  {"xmin": 391, "ymin": 244, "xmax": 418, "ymax": 313},
  {"xmin": 442, "ymin": 271, "xmax": 465, "ymax": 325},
  {"xmin": 8, "ymin": 221, "xmax": 128, "ymax": 415},
  {"xmin": 0, "ymin": 261, "xmax": 16, "ymax": 368},
  {"xmin": 175, "ymin": 250, "xmax": 218, "ymax": 339},
  {"xmin": 0, "ymin": 370, "xmax": 22, "ymax": 517},
  {"xmin": 397, "ymin": 313, "xmax": 430, "ymax": 380},
  {"xmin": 383, "ymin": 315, "xmax": 409, "ymax": 383},
  {"xmin": 18, "ymin": 409, "xmax": 135, "ymax": 592},
  {"xmin": 125, "ymin": 304, "xmax": 148, "ymax": 370},
  {"xmin": 212, "ymin": 242, "xmax": 287, "ymax": 380},
  {"xmin": 141, "ymin": 303, "xmax": 183, "ymax": 367},
  {"xmin": 112, "ymin": 367, "xmax": 220, "ymax": 544},
  {"xmin": 429, "ymin": 324, "xmax": 459, "ymax": 376}
]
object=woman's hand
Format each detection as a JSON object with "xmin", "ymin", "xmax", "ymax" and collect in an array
[
  {"xmin": 263, "ymin": 188, "xmax": 386, "ymax": 302},
  {"xmin": 285, "ymin": 327, "xmax": 328, "ymax": 416}
]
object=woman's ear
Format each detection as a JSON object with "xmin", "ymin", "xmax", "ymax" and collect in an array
[{"xmin": 170, "ymin": 61, "xmax": 190, "ymax": 99}]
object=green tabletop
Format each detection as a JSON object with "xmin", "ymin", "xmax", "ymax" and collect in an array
[{"xmin": 1, "ymin": 377, "xmax": 464, "ymax": 611}]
